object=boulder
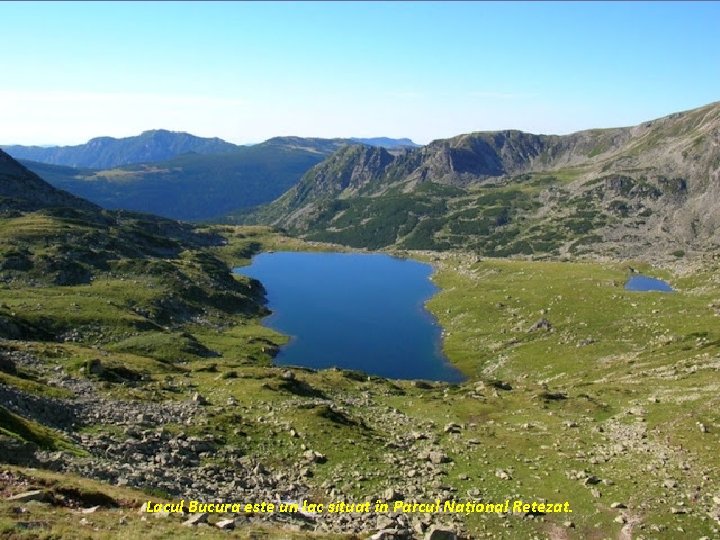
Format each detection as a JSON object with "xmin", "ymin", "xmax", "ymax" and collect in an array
[
  {"xmin": 183, "ymin": 513, "xmax": 208, "ymax": 526},
  {"xmin": 7, "ymin": 490, "xmax": 48, "ymax": 503},
  {"xmin": 425, "ymin": 527, "xmax": 458, "ymax": 540},
  {"xmin": 216, "ymin": 518, "xmax": 235, "ymax": 530}
]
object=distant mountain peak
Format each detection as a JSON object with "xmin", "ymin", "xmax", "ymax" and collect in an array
[
  {"xmin": 350, "ymin": 137, "xmax": 419, "ymax": 148},
  {"xmin": 3, "ymin": 130, "xmax": 238, "ymax": 169}
]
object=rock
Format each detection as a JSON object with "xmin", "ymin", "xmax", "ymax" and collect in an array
[
  {"xmin": 443, "ymin": 423, "xmax": 462, "ymax": 434},
  {"xmin": 375, "ymin": 516, "xmax": 395, "ymax": 530},
  {"xmin": 583, "ymin": 475, "xmax": 601, "ymax": 486},
  {"xmin": 7, "ymin": 490, "xmax": 48, "ymax": 503},
  {"xmin": 663, "ymin": 479, "xmax": 678, "ymax": 489},
  {"xmin": 528, "ymin": 318, "xmax": 552, "ymax": 332},
  {"xmin": 87, "ymin": 359, "xmax": 104, "ymax": 375},
  {"xmin": 610, "ymin": 502, "xmax": 627, "ymax": 509},
  {"xmin": 384, "ymin": 488, "xmax": 403, "ymax": 501},
  {"xmin": 81, "ymin": 506, "xmax": 100, "ymax": 514},
  {"xmin": 281, "ymin": 370, "xmax": 295, "ymax": 381},
  {"xmin": 614, "ymin": 515, "xmax": 627, "ymax": 524},
  {"xmin": 428, "ymin": 451, "xmax": 450, "ymax": 464},
  {"xmin": 425, "ymin": 526, "xmax": 458, "ymax": 540},
  {"xmin": 183, "ymin": 513, "xmax": 208, "ymax": 526},
  {"xmin": 563, "ymin": 521, "xmax": 575, "ymax": 528},
  {"xmin": 370, "ymin": 529, "xmax": 409, "ymax": 540},
  {"xmin": 191, "ymin": 393, "xmax": 208, "ymax": 405},
  {"xmin": 495, "ymin": 469, "xmax": 512, "ymax": 480},
  {"xmin": 216, "ymin": 518, "xmax": 235, "ymax": 530},
  {"xmin": 0, "ymin": 355, "xmax": 17, "ymax": 374},
  {"xmin": 303, "ymin": 450, "xmax": 327, "ymax": 464},
  {"xmin": 671, "ymin": 507, "xmax": 687, "ymax": 515}
]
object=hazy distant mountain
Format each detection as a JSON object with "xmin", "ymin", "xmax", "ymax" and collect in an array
[
  {"xmin": 14, "ymin": 134, "xmax": 421, "ymax": 221},
  {"xmin": 4, "ymin": 130, "xmax": 239, "ymax": 169},
  {"xmin": 242, "ymin": 101, "xmax": 720, "ymax": 258},
  {"xmin": 263, "ymin": 136, "xmax": 418, "ymax": 153},
  {"xmin": 4, "ymin": 132, "xmax": 418, "ymax": 170},
  {"xmin": 19, "ymin": 142, "xmax": 330, "ymax": 221},
  {"xmin": 351, "ymin": 137, "xmax": 419, "ymax": 148}
]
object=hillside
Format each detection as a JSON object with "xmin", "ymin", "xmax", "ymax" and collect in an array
[
  {"xmin": 243, "ymin": 101, "xmax": 720, "ymax": 260},
  {"xmin": 3, "ymin": 130, "xmax": 239, "ymax": 169},
  {"xmin": 0, "ymin": 151, "xmax": 98, "ymax": 214}
]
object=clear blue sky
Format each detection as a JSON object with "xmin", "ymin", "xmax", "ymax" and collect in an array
[{"xmin": 1, "ymin": 1, "xmax": 718, "ymax": 145}]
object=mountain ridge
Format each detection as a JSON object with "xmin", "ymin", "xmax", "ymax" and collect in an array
[
  {"xmin": 240, "ymin": 100, "xmax": 720, "ymax": 259},
  {"xmin": 4, "ymin": 132, "xmax": 419, "ymax": 170},
  {"xmin": 3, "ymin": 130, "xmax": 238, "ymax": 169}
]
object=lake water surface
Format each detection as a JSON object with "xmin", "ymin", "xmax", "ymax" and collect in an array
[
  {"xmin": 235, "ymin": 252, "xmax": 465, "ymax": 382},
  {"xmin": 625, "ymin": 275, "xmax": 674, "ymax": 292}
]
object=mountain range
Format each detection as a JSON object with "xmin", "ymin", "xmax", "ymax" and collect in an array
[
  {"xmin": 4, "ymin": 102, "xmax": 720, "ymax": 259},
  {"xmin": 3, "ymin": 130, "xmax": 237, "ymax": 169},
  {"xmin": 4, "ymin": 133, "xmax": 418, "ymax": 221},
  {"xmin": 4, "ymin": 131, "xmax": 418, "ymax": 169},
  {"xmin": 240, "ymin": 101, "xmax": 720, "ymax": 260}
]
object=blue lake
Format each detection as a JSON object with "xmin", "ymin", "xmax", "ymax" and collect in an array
[
  {"xmin": 235, "ymin": 252, "xmax": 465, "ymax": 383},
  {"xmin": 625, "ymin": 275, "xmax": 674, "ymax": 292}
]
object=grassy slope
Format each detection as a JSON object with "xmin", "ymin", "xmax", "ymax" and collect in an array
[{"xmin": 422, "ymin": 254, "xmax": 720, "ymax": 538}]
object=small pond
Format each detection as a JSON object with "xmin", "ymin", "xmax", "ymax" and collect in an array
[
  {"xmin": 235, "ymin": 252, "xmax": 465, "ymax": 382},
  {"xmin": 625, "ymin": 275, "xmax": 674, "ymax": 292}
]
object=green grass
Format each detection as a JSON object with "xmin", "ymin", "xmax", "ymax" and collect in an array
[{"xmin": 0, "ymin": 406, "xmax": 79, "ymax": 453}]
